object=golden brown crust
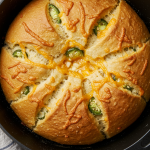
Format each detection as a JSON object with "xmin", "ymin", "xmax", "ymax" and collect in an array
[
  {"xmin": 99, "ymin": 83, "xmax": 146, "ymax": 138},
  {"xmin": 34, "ymin": 79, "xmax": 104, "ymax": 145},
  {"xmin": 10, "ymin": 84, "xmax": 55, "ymax": 129},
  {"xmin": 0, "ymin": 48, "xmax": 65, "ymax": 128},
  {"xmin": 1, "ymin": 0, "xmax": 150, "ymax": 146},
  {"xmin": 56, "ymin": 0, "xmax": 74, "ymax": 16},
  {"xmin": 106, "ymin": 41, "xmax": 150, "ymax": 100},
  {"xmin": 34, "ymin": 101, "xmax": 104, "ymax": 145},
  {"xmin": 11, "ymin": 98, "xmax": 38, "ymax": 129},
  {"xmin": 53, "ymin": 0, "xmax": 118, "ymax": 46},
  {"xmin": 86, "ymin": 0, "xmax": 150, "ymax": 58},
  {"xmin": 0, "ymin": 48, "xmax": 24, "ymax": 101},
  {"xmin": 0, "ymin": 48, "xmax": 50, "ymax": 102},
  {"xmin": 5, "ymin": 0, "xmax": 64, "ymax": 57}
]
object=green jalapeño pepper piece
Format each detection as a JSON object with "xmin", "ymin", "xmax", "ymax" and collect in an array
[
  {"xmin": 129, "ymin": 47, "xmax": 136, "ymax": 52},
  {"xmin": 93, "ymin": 19, "xmax": 108, "ymax": 36},
  {"xmin": 49, "ymin": 4, "xmax": 61, "ymax": 24},
  {"xmin": 65, "ymin": 47, "xmax": 84, "ymax": 60},
  {"xmin": 98, "ymin": 19, "xmax": 108, "ymax": 30},
  {"xmin": 93, "ymin": 26, "xmax": 98, "ymax": 36},
  {"xmin": 23, "ymin": 86, "xmax": 30, "ymax": 95},
  {"xmin": 112, "ymin": 74, "xmax": 117, "ymax": 81},
  {"xmin": 88, "ymin": 97, "xmax": 102, "ymax": 115},
  {"xmin": 38, "ymin": 111, "xmax": 46, "ymax": 120},
  {"xmin": 13, "ymin": 50, "xmax": 24, "ymax": 58},
  {"xmin": 38, "ymin": 108, "xmax": 48, "ymax": 120},
  {"xmin": 123, "ymin": 85, "xmax": 133, "ymax": 92},
  {"xmin": 133, "ymin": 48, "xmax": 136, "ymax": 52}
]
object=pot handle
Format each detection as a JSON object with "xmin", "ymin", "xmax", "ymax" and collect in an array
[{"xmin": 125, "ymin": 130, "xmax": 150, "ymax": 150}]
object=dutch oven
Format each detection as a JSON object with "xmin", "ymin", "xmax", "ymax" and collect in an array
[{"xmin": 0, "ymin": 0, "xmax": 150, "ymax": 149}]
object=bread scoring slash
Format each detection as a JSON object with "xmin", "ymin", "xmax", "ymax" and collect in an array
[{"xmin": 0, "ymin": 0, "xmax": 150, "ymax": 145}]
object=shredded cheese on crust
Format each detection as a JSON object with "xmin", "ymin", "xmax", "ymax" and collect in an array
[
  {"xmin": 22, "ymin": 22, "xmax": 54, "ymax": 47},
  {"xmin": 57, "ymin": 0, "xmax": 74, "ymax": 16},
  {"xmin": 115, "ymin": 27, "xmax": 132, "ymax": 50},
  {"xmin": 140, "ymin": 60, "xmax": 148, "ymax": 76},
  {"xmin": 79, "ymin": 2, "xmax": 88, "ymax": 38}
]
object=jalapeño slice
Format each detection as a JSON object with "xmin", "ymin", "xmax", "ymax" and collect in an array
[
  {"xmin": 88, "ymin": 97, "xmax": 102, "ymax": 115},
  {"xmin": 65, "ymin": 47, "xmax": 84, "ymax": 60},
  {"xmin": 93, "ymin": 19, "xmax": 108, "ymax": 36},
  {"xmin": 49, "ymin": 4, "xmax": 61, "ymax": 24},
  {"xmin": 111, "ymin": 74, "xmax": 117, "ymax": 81},
  {"xmin": 23, "ymin": 86, "xmax": 30, "ymax": 95},
  {"xmin": 123, "ymin": 85, "xmax": 133, "ymax": 92},
  {"xmin": 38, "ymin": 108, "xmax": 48, "ymax": 120},
  {"xmin": 38, "ymin": 112, "xmax": 46, "ymax": 120},
  {"xmin": 13, "ymin": 50, "xmax": 24, "ymax": 58}
]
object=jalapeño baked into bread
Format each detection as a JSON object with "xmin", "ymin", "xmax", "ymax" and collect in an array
[{"xmin": 0, "ymin": 0, "xmax": 150, "ymax": 145}]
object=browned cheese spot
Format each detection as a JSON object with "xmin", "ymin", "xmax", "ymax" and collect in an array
[
  {"xmin": 117, "ymin": 127, "xmax": 121, "ymax": 130},
  {"xmin": 72, "ymin": 86, "xmax": 81, "ymax": 93},
  {"xmin": 127, "ymin": 56, "xmax": 136, "ymax": 66},
  {"xmin": 124, "ymin": 55, "xmax": 136, "ymax": 66},
  {"xmin": 8, "ymin": 63, "xmax": 38, "ymax": 90},
  {"xmin": 86, "ymin": 14, "xmax": 99, "ymax": 19},
  {"xmin": 28, "ymin": 76, "xmax": 38, "ymax": 81},
  {"xmin": 115, "ymin": 27, "xmax": 132, "ymax": 50},
  {"xmin": 124, "ymin": 70, "xmax": 138, "ymax": 85},
  {"xmin": 1, "ymin": 75, "xmax": 15, "ymax": 88},
  {"xmin": 140, "ymin": 60, "xmax": 148, "ymax": 76},
  {"xmin": 67, "ymin": 18, "xmax": 80, "ymax": 32},
  {"xmin": 57, "ymin": 0, "xmax": 74, "ymax": 16},
  {"xmin": 2, "ymin": 63, "xmax": 27, "ymax": 93},
  {"xmin": 29, "ymin": 97, "xmax": 40, "ymax": 103},
  {"xmin": 29, "ymin": 85, "xmax": 55, "ymax": 103},
  {"xmin": 96, "ymin": 90, "xmax": 110, "ymax": 103},
  {"xmin": 63, "ymin": 90, "xmax": 71, "ymax": 115},
  {"xmin": 45, "ymin": 84, "xmax": 56, "ymax": 94},
  {"xmin": 123, "ymin": 55, "xmax": 138, "ymax": 85},
  {"xmin": 22, "ymin": 22, "xmax": 54, "ymax": 47},
  {"xmin": 140, "ymin": 87, "xmax": 144, "ymax": 96},
  {"xmin": 137, "ymin": 42, "xmax": 143, "ymax": 48},
  {"xmin": 103, "ymin": 87, "xmax": 112, "ymax": 100},
  {"xmin": 132, "ymin": 78, "xmax": 138, "ymax": 85},
  {"xmin": 50, "ymin": 76, "xmax": 55, "ymax": 83},
  {"xmin": 93, "ymin": 79, "xmax": 110, "ymax": 103},
  {"xmin": 79, "ymin": 2, "xmax": 88, "ymax": 38},
  {"xmin": 8, "ymin": 62, "xmax": 21, "ymax": 69},
  {"xmin": 63, "ymin": 97, "xmax": 84, "ymax": 129},
  {"xmin": 65, "ymin": 135, "xmax": 69, "ymax": 138},
  {"xmin": 16, "ymin": 76, "xmax": 34, "ymax": 84},
  {"xmin": 11, "ymin": 65, "xmax": 28, "ymax": 79},
  {"xmin": 123, "ymin": 69, "xmax": 135, "ymax": 75},
  {"xmin": 57, "ymin": 0, "xmax": 79, "ymax": 33},
  {"xmin": 126, "ymin": 73, "xmax": 133, "ymax": 81},
  {"xmin": 14, "ymin": 86, "xmax": 22, "ymax": 94}
]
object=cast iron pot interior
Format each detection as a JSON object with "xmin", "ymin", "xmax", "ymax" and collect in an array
[{"xmin": 0, "ymin": 0, "xmax": 150, "ymax": 149}]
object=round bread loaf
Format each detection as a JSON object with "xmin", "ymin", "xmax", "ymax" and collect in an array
[{"xmin": 0, "ymin": 0, "xmax": 150, "ymax": 145}]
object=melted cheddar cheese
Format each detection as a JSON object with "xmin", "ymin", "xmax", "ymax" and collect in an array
[
  {"xmin": 19, "ymin": 37, "xmax": 126, "ymax": 102},
  {"xmin": 28, "ymin": 84, "xmax": 38, "ymax": 98},
  {"xmin": 61, "ymin": 39, "xmax": 85, "ymax": 54},
  {"xmin": 98, "ymin": 18, "xmax": 116, "ymax": 38}
]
